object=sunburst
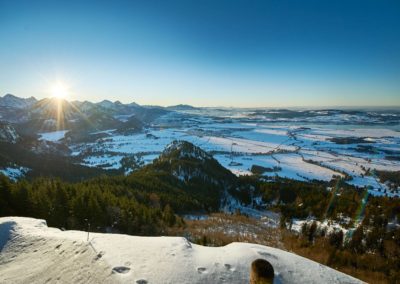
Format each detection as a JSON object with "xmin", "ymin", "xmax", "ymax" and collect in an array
[{"xmin": 51, "ymin": 81, "xmax": 69, "ymax": 99}]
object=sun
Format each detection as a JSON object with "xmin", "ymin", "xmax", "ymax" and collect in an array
[{"xmin": 51, "ymin": 81, "xmax": 69, "ymax": 99}]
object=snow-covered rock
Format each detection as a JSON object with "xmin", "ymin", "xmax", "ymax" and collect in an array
[
  {"xmin": 0, "ymin": 217, "xmax": 363, "ymax": 284},
  {"xmin": 0, "ymin": 123, "xmax": 19, "ymax": 143}
]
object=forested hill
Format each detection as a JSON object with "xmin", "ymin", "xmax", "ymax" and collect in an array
[{"xmin": 0, "ymin": 141, "xmax": 244, "ymax": 234}]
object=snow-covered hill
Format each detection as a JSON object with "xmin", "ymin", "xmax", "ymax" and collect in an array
[{"xmin": 0, "ymin": 217, "xmax": 363, "ymax": 284}]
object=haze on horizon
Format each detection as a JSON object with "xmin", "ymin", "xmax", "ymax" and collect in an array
[{"xmin": 0, "ymin": 0, "xmax": 399, "ymax": 108}]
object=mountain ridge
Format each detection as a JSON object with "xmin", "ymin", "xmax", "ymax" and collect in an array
[{"xmin": 0, "ymin": 94, "xmax": 37, "ymax": 109}]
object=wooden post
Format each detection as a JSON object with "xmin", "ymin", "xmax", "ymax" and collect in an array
[
  {"xmin": 250, "ymin": 259, "xmax": 274, "ymax": 284},
  {"xmin": 87, "ymin": 222, "xmax": 90, "ymax": 242},
  {"xmin": 84, "ymin": 218, "xmax": 90, "ymax": 242}
]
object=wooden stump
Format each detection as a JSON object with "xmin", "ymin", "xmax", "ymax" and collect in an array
[{"xmin": 250, "ymin": 259, "xmax": 274, "ymax": 284}]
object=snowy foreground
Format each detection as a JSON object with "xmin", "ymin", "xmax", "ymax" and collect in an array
[{"xmin": 0, "ymin": 217, "xmax": 363, "ymax": 284}]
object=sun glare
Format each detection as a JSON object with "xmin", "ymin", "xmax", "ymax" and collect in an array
[{"xmin": 51, "ymin": 81, "xmax": 68, "ymax": 99}]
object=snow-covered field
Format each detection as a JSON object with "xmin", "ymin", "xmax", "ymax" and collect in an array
[
  {"xmin": 69, "ymin": 109, "xmax": 400, "ymax": 196},
  {"xmin": 82, "ymin": 154, "xmax": 124, "ymax": 170},
  {"xmin": 39, "ymin": 130, "xmax": 69, "ymax": 142},
  {"xmin": 0, "ymin": 217, "xmax": 363, "ymax": 284}
]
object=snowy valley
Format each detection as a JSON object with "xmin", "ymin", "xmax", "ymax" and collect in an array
[{"xmin": 2, "ymin": 94, "xmax": 398, "ymax": 196}]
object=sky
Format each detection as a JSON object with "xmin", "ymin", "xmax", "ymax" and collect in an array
[{"xmin": 0, "ymin": 0, "xmax": 399, "ymax": 107}]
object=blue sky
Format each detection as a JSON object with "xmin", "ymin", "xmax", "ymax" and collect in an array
[{"xmin": 0, "ymin": 0, "xmax": 399, "ymax": 107}]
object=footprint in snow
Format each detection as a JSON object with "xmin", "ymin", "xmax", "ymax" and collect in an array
[
  {"xmin": 94, "ymin": 251, "xmax": 104, "ymax": 261},
  {"xmin": 112, "ymin": 266, "xmax": 131, "ymax": 274},
  {"xmin": 224, "ymin": 264, "xmax": 235, "ymax": 271},
  {"xmin": 197, "ymin": 267, "xmax": 207, "ymax": 274}
]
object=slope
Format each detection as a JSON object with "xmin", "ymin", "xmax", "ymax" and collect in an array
[{"xmin": 0, "ymin": 217, "xmax": 363, "ymax": 284}]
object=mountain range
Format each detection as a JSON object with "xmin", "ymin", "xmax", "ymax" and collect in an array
[{"xmin": 0, "ymin": 94, "xmax": 172, "ymax": 138}]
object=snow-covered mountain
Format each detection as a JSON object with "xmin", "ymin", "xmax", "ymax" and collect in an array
[
  {"xmin": 0, "ymin": 94, "xmax": 37, "ymax": 109},
  {"xmin": 167, "ymin": 104, "xmax": 198, "ymax": 111},
  {"xmin": 98, "ymin": 99, "xmax": 118, "ymax": 109},
  {"xmin": 0, "ymin": 217, "xmax": 363, "ymax": 284}
]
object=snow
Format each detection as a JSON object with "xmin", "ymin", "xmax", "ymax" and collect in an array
[
  {"xmin": 183, "ymin": 215, "xmax": 209, "ymax": 221},
  {"xmin": 114, "ymin": 114, "xmax": 135, "ymax": 122},
  {"xmin": 81, "ymin": 154, "xmax": 124, "ymax": 170},
  {"xmin": 291, "ymin": 219, "xmax": 350, "ymax": 237},
  {"xmin": 0, "ymin": 166, "xmax": 29, "ymax": 181},
  {"xmin": 200, "ymin": 135, "xmax": 296, "ymax": 154},
  {"xmin": 39, "ymin": 130, "xmax": 69, "ymax": 142},
  {"xmin": 312, "ymin": 128, "xmax": 400, "ymax": 139},
  {"xmin": 0, "ymin": 217, "xmax": 363, "ymax": 284}
]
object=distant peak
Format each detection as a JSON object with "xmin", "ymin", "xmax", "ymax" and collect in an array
[
  {"xmin": 167, "ymin": 104, "xmax": 198, "ymax": 110},
  {"xmin": 0, "ymin": 94, "xmax": 37, "ymax": 108}
]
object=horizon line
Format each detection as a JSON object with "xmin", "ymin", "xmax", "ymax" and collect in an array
[{"xmin": 2, "ymin": 93, "xmax": 400, "ymax": 110}]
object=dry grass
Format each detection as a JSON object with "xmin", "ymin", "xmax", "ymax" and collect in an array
[
  {"xmin": 167, "ymin": 213, "xmax": 284, "ymax": 248},
  {"xmin": 280, "ymin": 230, "xmax": 392, "ymax": 284}
]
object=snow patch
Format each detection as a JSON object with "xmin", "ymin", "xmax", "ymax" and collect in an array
[
  {"xmin": 0, "ymin": 166, "xmax": 30, "ymax": 181},
  {"xmin": 39, "ymin": 130, "xmax": 68, "ymax": 142}
]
